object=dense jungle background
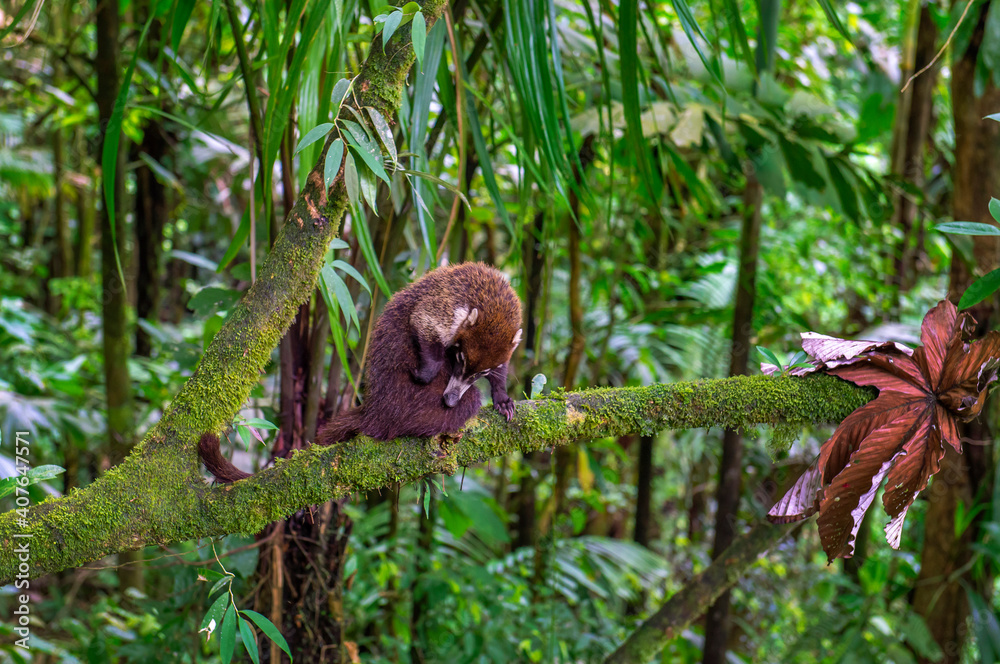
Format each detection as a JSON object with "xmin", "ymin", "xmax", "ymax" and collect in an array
[{"xmin": 2, "ymin": 0, "xmax": 1000, "ymax": 662}]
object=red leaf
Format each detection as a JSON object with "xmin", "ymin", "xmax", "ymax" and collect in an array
[{"xmin": 767, "ymin": 300, "xmax": 1000, "ymax": 560}]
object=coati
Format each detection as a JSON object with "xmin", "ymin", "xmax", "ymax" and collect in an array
[{"xmin": 199, "ymin": 262, "xmax": 522, "ymax": 483}]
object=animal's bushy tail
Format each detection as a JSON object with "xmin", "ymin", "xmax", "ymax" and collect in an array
[
  {"xmin": 316, "ymin": 409, "xmax": 363, "ymax": 445},
  {"xmin": 198, "ymin": 433, "xmax": 252, "ymax": 483}
]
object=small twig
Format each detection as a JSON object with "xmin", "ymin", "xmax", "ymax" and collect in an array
[{"xmin": 901, "ymin": 0, "xmax": 974, "ymax": 92}]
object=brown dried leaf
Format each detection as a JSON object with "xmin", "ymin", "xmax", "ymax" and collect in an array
[{"xmin": 767, "ymin": 300, "xmax": 1000, "ymax": 561}]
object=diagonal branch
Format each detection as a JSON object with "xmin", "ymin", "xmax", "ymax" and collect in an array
[
  {"xmin": 603, "ymin": 521, "xmax": 801, "ymax": 664},
  {"xmin": 0, "ymin": 0, "xmax": 447, "ymax": 584}
]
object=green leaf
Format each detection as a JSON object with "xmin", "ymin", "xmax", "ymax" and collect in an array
[
  {"xmin": 412, "ymin": 12, "xmax": 426, "ymax": 66},
  {"xmin": 757, "ymin": 346, "xmax": 782, "ymax": 369},
  {"xmin": 331, "ymin": 77, "xmax": 351, "ymax": 109},
  {"xmin": 986, "ymin": 113, "xmax": 1000, "ymax": 123},
  {"xmin": 721, "ymin": 0, "xmax": 753, "ymax": 71},
  {"xmin": 382, "ymin": 10, "xmax": 402, "ymax": 52},
  {"xmin": 358, "ymin": 162, "xmax": 379, "ymax": 213},
  {"xmin": 0, "ymin": 1, "xmax": 34, "ymax": 42},
  {"xmin": 778, "ymin": 136, "xmax": 826, "ymax": 191},
  {"xmin": 670, "ymin": 0, "xmax": 722, "ymax": 82},
  {"xmin": 352, "ymin": 204, "xmax": 392, "ymax": 297},
  {"xmin": 935, "ymin": 222, "xmax": 1000, "ymax": 236},
  {"xmin": 826, "ymin": 156, "xmax": 860, "ymax": 223},
  {"xmin": 959, "ymin": 268, "xmax": 1000, "ymax": 309},
  {"xmin": 439, "ymin": 498, "xmax": 474, "ymax": 539},
  {"xmin": 323, "ymin": 266, "xmax": 359, "ymax": 331},
  {"xmin": 788, "ymin": 351, "xmax": 809, "ymax": 367},
  {"xmin": 332, "ymin": 259, "xmax": 372, "ymax": 294},
  {"xmin": 0, "ymin": 477, "xmax": 16, "ymax": 500},
  {"xmin": 102, "ymin": 12, "xmax": 157, "ymax": 292},
  {"xmin": 991, "ymin": 197, "xmax": 1000, "ymax": 223},
  {"xmin": 170, "ymin": 0, "xmax": 198, "ymax": 52},
  {"xmin": 201, "ymin": 592, "xmax": 230, "ymax": 633},
  {"xmin": 242, "ymin": 610, "xmax": 293, "ymax": 661},
  {"xmin": 328, "ymin": 238, "xmax": 349, "ymax": 251},
  {"xmin": 815, "ymin": 0, "xmax": 851, "ymax": 40},
  {"xmin": 344, "ymin": 152, "xmax": 360, "ymax": 207},
  {"xmin": 293, "ymin": 123, "xmax": 334, "ymax": 156},
  {"xmin": 343, "ymin": 129, "xmax": 391, "ymax": 184},
  {"xmin": 208, "ymin": 575, "xmax": 232, "ymax": 600},
  {"xmin": 25, "ymin": 465, "xmax": 64, "ymax": 482},
  {"xmin": 325, "ymin": 138, "xmax": 345, "ymax": 188},
  {"xmin": 221, "ymin": 604, "xmax": 237, "ymax": 663},
  {"xmin": 620, "ymin": 0, "xmax": 662, "ymax": 205},
  {"xmin": 366, "ymin": 107, "xmax": 397, "ymax": 165},
  {"xmin": 967, "ymin": 589, "xmax": 1000, "ymax": 663},
  {"xmin": 240, "ymin": 418, "xmax": 278, "ymax": 429},
  {"xmin": 327, "ymin": 304, "xmax": 359, "ymax": 396},
  {"xmin": 401, "ymin": 2, "xmax": 421, "ymax": 13},
  {"xmin": 239, "ymin": 617, "xmax": 260, "ymax": 664}
]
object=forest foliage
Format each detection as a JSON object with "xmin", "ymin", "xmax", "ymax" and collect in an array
[{"xmin": 2, "ymin": 0, "xmax": 1000, "ymax": 663}]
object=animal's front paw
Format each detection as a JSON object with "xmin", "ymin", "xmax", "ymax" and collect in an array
[
  {"xmin": 411, "ymin": 366, "xmax": 436, "ymax": 384},
  {"xmin": 493, "ymin": 397, "xmax": 515, "ymax": 422}
]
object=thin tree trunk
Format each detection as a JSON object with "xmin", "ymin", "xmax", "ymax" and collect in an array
[
  {"xmin": 911, "ymin": 4, "xmax": 1000, "ymax": 660},
  {"xmin": 410, "ymin": 484, "xmax": 435, "ymax": 664},
  {"xmin": 702, "ymin": 172, "xmax": 762, "ymax": 664},
  {"xmin": 512, "ymin": 209, "xmax": 546, "ymax": 550},
  {"xmin": 74, "ymin": 173, "xmax": 96, "ymax": 278},
  {"xmin": 890, "ymin": 2, "xmax": 939, "ymax": 303},
  {"xmin": 96, "ymin": 0, "xmax": 140, "ymax": 591},
  {"xmin": 134, "ymin": 0, "xmax": 168, "ymax": 357},
  {"xmin": 634, "ymin": 435, "xmax": 654, "ymax": 547}
]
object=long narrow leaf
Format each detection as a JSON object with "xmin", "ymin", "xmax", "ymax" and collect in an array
[
  {"xmin": 102, "ymin": 13, "xmax": 156, "ymax": 289},
  {"xmin": 351, "ymin": 201, "xmax": 392, "ymax": 298},
  {"xmin": 721, "ymin": 0, "xmax": 754, "ymax": 71},
  {"xmin": 408, "ymin": 19, "xmax": 446, "ymax": 261},
  {"xmin": 815, "ymin": 0, "xmax": 851, "ymax": 41},
  {"xmin": 671, "ymin": 0, "xmax": 722, "ymax": 82},
  {"xmin": 464, "ymin": 90, "xmax": 513, "ymax": 236},
  {"xmin": 619, "ymin": 0, "xmax": 662, "ymax": 205}
]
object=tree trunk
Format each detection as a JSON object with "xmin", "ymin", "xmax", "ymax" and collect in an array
[
  {"xmin": 74, "ymin": 166, "xmax": 96, "ymax": 279},
  {"xmin": 911, "ymin": 4, "xmax": 1000, "ymax": 660},
  {"xmin": 95, "ymin": 0, "xmax": 140, "ymax": 590},
  {"xmin": 134, "ymin": 0, "xmax": 168, "ymax": 358},
  {"xmin": 634, "ymin": 435, "xmax": 654, "ymax": 547},
  {"xmin": 269, "ymin": 501, "xmax": 353, "ymax": 663},
  {"xmin": 410, "ymin": 484, "xmax": 435, "ymax": 664},
  {"xmin": 890, "ymin": 1, "xmax": 939, "ymax": 303},
  {"xmin": 702, "ymin": 172, "xmax": 762, "ymax": 664},
  {"xmin": 512, "ymin": 209, "xmax": 546, "ymax": 550}
]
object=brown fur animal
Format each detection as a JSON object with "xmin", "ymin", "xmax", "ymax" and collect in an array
[{"xmin": 199, "ymin": 262, "xmax": 522, "ymax": 483}]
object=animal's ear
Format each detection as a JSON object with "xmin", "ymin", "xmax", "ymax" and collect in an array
[
  {"xmin": 512, "ymin": 329, "xmax": 522, "ymax": 347},
  {"xmin": 465, "ymin": 308, "xmax": 479, "ymax": 327}
]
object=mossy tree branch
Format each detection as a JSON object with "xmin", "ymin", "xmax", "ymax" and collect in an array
[
  {"xmin": 0, "ymin": 0, "xmax": 445, "ymax": 584},
  {"xmin": 0, "ymin": 0, "xmax": 877, "ymax": 590},
  {"xmin": 1, "ymin": 370, "xmax": 871, "ymax": 583}
]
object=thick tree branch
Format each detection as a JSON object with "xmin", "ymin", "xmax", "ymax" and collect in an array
[
  {"xmin": 0, "ymin": 0, "xmax": 445, "ymax": 584},
  {"xmin": 1, "ymin": 372, "xmax": 871, "ymax": 582}
]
